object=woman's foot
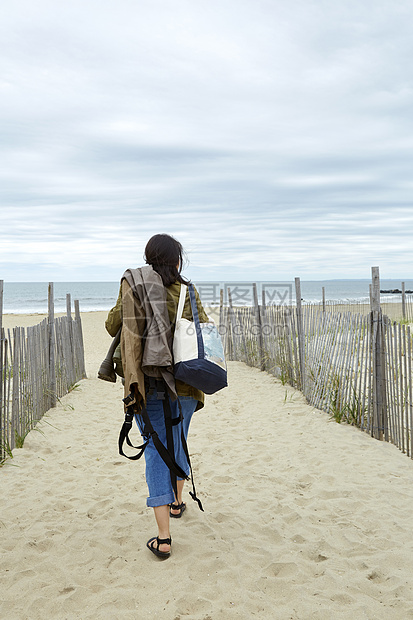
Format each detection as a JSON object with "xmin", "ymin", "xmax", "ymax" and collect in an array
[
  {"xmin": 147, "ymin": 536, "xmax": 171, "ymax": 558},
  {"xmin": 170, "ymin": 502, "xmax": 186, "ymax": 518}
]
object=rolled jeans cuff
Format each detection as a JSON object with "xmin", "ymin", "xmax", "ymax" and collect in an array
[{"xmin": 146, "ymin": 492, "xmax": 175, "ymax": 508}]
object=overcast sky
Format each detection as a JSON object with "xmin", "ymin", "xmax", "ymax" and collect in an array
[{"xmin": 1, "ymin": 0, "xmax": 413, "ymax": 282}]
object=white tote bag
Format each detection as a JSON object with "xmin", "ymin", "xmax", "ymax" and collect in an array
[{"xmin": 173, "ymin": 283, "xmax": 227, "ymax": 394}]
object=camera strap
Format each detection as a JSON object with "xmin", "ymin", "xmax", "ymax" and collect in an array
[{"xmin": 118, "ymin": 379, "xmax": 203, "ymax": 511}]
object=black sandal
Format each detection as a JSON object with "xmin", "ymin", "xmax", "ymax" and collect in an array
[
  {"xmin": 170, "ymin": 502, "xmax": 186, "ymax": 518},
  {"xmin": 146, "ymin": 536, "xmax": 172, "ymax": 559}
]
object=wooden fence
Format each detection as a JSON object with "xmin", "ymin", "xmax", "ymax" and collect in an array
[
  {"xmin": 0, "ymin": 282, "xmax": 86, "ymax": 462},
  {"xmin": 220, "ymin": 269, "xmax": 413, "ymax": 458}
]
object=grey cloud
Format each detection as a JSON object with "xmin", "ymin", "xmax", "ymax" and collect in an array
[{"xmin": 1, "ymin": 0, "xmax": 413, "ymax": 281}]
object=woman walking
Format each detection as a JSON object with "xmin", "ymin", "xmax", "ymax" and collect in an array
[{"xmin": 105, "ymin": 234, "xmax": 208, "ymax": 559}]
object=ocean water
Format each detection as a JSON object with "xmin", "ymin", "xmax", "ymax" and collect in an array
[
  {"xmin": 1, "ymin": 282, "xmax": 121, "ymax": 314},
  {"xmin": 299, "ymin": 279, "xmax": 413, "ymax": 303},
  {"xmin": 1, "ymin": 279, "xmax": 413, "ymax": 314}
]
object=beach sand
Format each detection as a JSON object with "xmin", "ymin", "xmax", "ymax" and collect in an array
[{"xmin": 1, "ymin": 312, "xmax": 413, "ymax": 619}]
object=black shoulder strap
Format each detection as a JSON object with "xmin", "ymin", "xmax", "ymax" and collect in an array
[
  {"xmin": 119, "ymin": 393, "xmax": 187, "ymax": 480},
  {"xmin": 176, "ymin": 396, "xmax": 204, "ymax": 512},
  {"xmin": 118, "ymin": 382, "xmax": 204, "ymax": 511}
]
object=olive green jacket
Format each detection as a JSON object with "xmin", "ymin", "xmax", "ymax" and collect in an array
[{"xmin": 105, "ymin": 271, "xmax": 209, "ymax": 410}]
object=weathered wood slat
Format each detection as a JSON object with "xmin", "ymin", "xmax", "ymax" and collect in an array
[
  {"xmin": 402, "ymin": 324, "xmax": 409, "ymax": 456},
  {"xmin": 408, "ymin": 326, "xmax": 413, "ymax": 458},
  {"xmin": 398, "ymin": 323, "xmax": 404, "ymax": 452},
  {"xmin": 0, "ymin": 279, "xmax": 3, "ymax": 459}
]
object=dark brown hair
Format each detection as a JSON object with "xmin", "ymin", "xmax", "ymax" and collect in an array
[{"xmin": 144, "ymin": 234, "xmax": 189, "ymax": 287}]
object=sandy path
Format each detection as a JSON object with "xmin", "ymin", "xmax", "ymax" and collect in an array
[{"xmin": 1, "ymin": 312, "xmax": 413, "ymax": 619}]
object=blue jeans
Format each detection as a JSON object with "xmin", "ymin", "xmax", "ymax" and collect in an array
[{"xmin": 135, "ymin": 392, "xmax": 197, "ymax": 508}]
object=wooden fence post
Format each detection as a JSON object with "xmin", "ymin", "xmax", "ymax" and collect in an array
[
  {"xmin": 227, "ymin": 288, "xmax": 236, "ymax": 360},
  {"xmin": 74, "ymin": 299, "xmax": 87, "ymax": 379},
  {"xmin": 11, "ymin": 328, "xmax": 20, "ymax": 450},
  {"xmin": 295, "ymin": 277, "xmax": 305, "ymax": 393},
  {"xmin": 218, "ymin": 288, "xmax": 227, "ymax": 357},
  {"xmin": 322, "ymin": 286, "xmax": 325, "ymax": 313},
  {"xmin": 66, "ymin": 293, "xmax": 71, "ymax": 319},
  {"xmin": 371, "ymin": 266, "xmax": 386, "ymax": 441},
  {"xmin": 261, "ymin": 289, "xmax": 269, "ymax": 369},
  {"xmin": 48, "ymin": 283, "xmax": 57, "ymax": 408},
  {"xmin": 0, "ymin": 279, "xmax": 3, "ymax": 339},
  {"xmin": 219, "ymin": 288, "xmax": 224, "ymax": 331},
  {"xmin": 371, "ymin": 268, "xmax": 380, "ymax": 311},
  {"xmin": 402, "ymin": 282, "xmax": 406, "ymax": 321},
  {"xmin": 66, "ymin": 293, "xmax": 75, "ymax": 387},
  {"xmin": 253, "ymin": 283, "xmax": 265, "ymax": 371}
]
